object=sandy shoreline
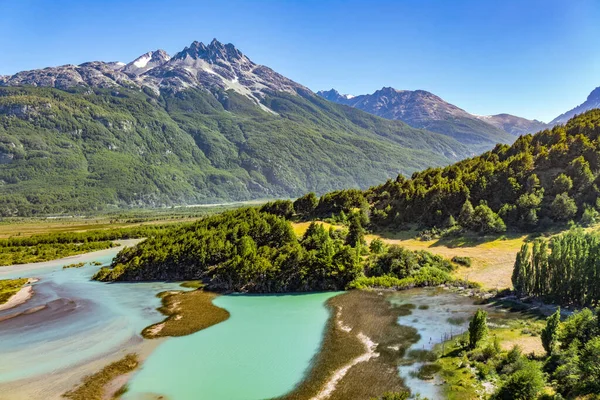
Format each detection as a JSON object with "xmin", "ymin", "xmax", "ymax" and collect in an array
[
  {"xmin": 0, "ymin": 285, "xmax": 34, "ymax": 312},
  {"xmin": 311, "ymin": 332, "xmax": 379, "ymax": 400}
]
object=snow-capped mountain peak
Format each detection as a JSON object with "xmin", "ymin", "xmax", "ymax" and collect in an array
[{"xmin": 123, "ymin": 50, "xmax": 171, "ymax": 76}]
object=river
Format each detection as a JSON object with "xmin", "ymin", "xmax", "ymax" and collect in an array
[{"xmin": 0, "ymin": 244, "xmax": 487, "ymax": 400}]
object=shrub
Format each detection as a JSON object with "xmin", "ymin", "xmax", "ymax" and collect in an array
[{"xmin": 451, "ymin": 256, "xmax": 472, "ymax": 267}]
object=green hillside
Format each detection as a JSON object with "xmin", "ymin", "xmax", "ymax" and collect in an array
[
  {"xmin": 0, "ymin": 86, "xmax": 469, "ymax": 216},
  {"xmin": 360, "ymin": 109, "xmax": 600, "ymax": 231}
]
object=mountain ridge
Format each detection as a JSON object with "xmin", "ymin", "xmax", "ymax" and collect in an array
[
  {"xmin": 0, "ymin": 40, "xmax": 471, "ymax": 216},
  {"xmin": 318, "ymin": 87, "xmax": 549, "ymax": 148},
  {"xmin": 551, "ymin": 86, "xmax": 600, "ymax": 125}
]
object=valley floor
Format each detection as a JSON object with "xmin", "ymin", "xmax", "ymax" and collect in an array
[{"xmin": 0, "ymin": 217, "xmax": 577, "ymax": 400}]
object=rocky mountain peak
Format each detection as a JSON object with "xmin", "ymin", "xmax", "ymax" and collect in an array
[
  {"xmin": 0, "ymin": 39, "xmax": 307, "ymax": 111},
  {"xmin": 173, "ymin": 39, "xmax": 245, "ymax": 64},
  {"xmin": 550, "ymin": 86, "xmax": 600, "ymax": 125},
  {"xmin": 123, "ymin": 49, "xmax": 171, "ymax": 75},
  {"xmin": 586, "ymin": 86, "xmax": 600, "ymax": 102},
  {"xmin": 316, "ymin": 88, "xmax": 343, "ymax": 101}
]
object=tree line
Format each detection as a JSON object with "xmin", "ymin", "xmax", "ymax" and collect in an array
[{"xmin": 512, "ymin": 228, "xmax": 600, "ymax": 307}]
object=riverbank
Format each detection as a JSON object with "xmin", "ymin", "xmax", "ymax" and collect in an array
[
  {"xmin": 0, "ymin": 283, "xmax": 33, "ymax": 311},
  {"xmin": 280, "ymin": 290, "xmax": 418, "ymax": 400},
  {"xmin": 0, "ymin": 239, "xmax": 142, "ymax": 278},
  {"xmin": 0, "ymin": 278, "xmax": 33, "ymax": 309}
]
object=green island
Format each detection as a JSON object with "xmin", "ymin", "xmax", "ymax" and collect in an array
[
  {"xmin": 142, "ymin": 290, "xmax": 230, "ymax": 339},
  {"xmin": 62, "ymin": 262, "xmax": 86, "ymax": 269}
]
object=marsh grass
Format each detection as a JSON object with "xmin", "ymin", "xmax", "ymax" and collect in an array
[
  {"xmin": 435, "ymin": 335, "xmax": 480, "ymax": 400},
  {"xmin": 412, "ymin": 363, "xmax": 442, "ymax": 380},
  {"xmin": 63, "ymin": 262, "xmax": 86, "ymax": 269},
  {"xmin": 0, "ymin": 278, "xmax": 28, "ymax": 304},
  {"xmin": 179, "ymin": 280, "xmax": 205, "ymax": 289},
  {"xmin": 279, "ymin": 290, "xmax": 421, "ymax": 400},
  {"xmin": 62, "ymin": 353, "xmax": 139, "ymax": 400},
  {"xmin": 142, "ymin": 290, "xmax": 229, "ymax": 338}
]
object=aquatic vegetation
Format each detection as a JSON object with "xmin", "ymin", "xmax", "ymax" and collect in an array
[
  {"xmin": 412, "ymin": 363, "xmax": 442, "ymax": 380},
  {"xmin": 0, "ymin": 278, "xmax": 28, "ymax": 304},
  {"xmin": 63, "ymin": 353, "xmax": 139, "ymax": 400},
  {"xmin": 142, "ymin": 290, "xmax": 229, "ymax": 338},
  {"xmin": 280, "ymin": 290, "xmax": 420, "ymax": 400},
  {"xmin": 63, "ymin": 262, "xmax": 86, "ymax": 269},
  {"xmin": 179, "ymin": 280, "xmax": 205, "ymax": 289}
]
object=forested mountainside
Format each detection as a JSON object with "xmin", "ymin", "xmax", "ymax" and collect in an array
[
  {"xmin": 317, "ymin": 87, "xmax": 537, "ymax": 150},
  {"xmin": 0, "ymin": 40, "xmax": 470, "ymax": 216},
  {"xmin": 365, "ymin": 109, "xmax": 600, "ymax": 231},
  {"xmin": 289, "ymin": 110, "xmax": 600, "ymax": 233}
]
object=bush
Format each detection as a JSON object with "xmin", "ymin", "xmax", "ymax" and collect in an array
[
  {"xmin": 451, "ymin": 256, "xmax": 472, "ymax": 267},
  {"xmin": 493, "ymin": 362, "xmax": 544, "ymax": 400}
]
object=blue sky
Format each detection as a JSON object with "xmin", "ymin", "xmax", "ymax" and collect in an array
[{"xmin": 1, "ymin": 0, "xmax": 598, "ymax": 122}]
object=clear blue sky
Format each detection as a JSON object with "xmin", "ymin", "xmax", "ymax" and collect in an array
[{"xmin": 1, "ymin": 0, "xmax": 598, "ymax": 122}]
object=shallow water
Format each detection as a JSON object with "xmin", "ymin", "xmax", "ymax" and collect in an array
[
  {"xmin": 0, "ymin": 246, "xmax": 181, "ymax": 383},
  {"xmin": 0, "ymin": 247, "xmax": 504, "ymax": 400},
  {"xmin": 124, "ymin": 292, "xmax": 339, "ymax": 400},
  {"xmin": 389, "ymin": 288, "xmax": 483, "ymax": 400}
]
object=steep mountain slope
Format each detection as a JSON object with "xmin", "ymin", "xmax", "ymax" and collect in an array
[
  {"xmin": 0, "ymin": 40, "xmax": 470, "ymax": 216},
  {"xmin": 474, "ymin": 113, "xmax": 548, "ymax": 136},
  {"xmin": 318, "ymin": 88, "xmax": 548, "ymax": 150},
  {"xmin": 551, "ymin": 86, "xmax": 600, "ymax": 125}
]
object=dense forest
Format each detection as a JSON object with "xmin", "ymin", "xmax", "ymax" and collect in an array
[
  {"xmin": 512, "ymin": 228, "xmax": 600, "ymax": 307},
  {"xmin": 298, "ymin": 110, "xmax": 600, "ymax": 234},
  {"xmin": 94, "ymin": 208, "xmax": 464, "ymax": 292}
]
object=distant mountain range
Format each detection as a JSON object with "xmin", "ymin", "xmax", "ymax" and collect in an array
[
  {"xmin": 0, "ymin": 40, "xmax": 471, "ymax": 216},
  {"xmin": 2, "ymin": 38, "xmax": 598, "ymax": 216},
  {"xmin": 317, "ymin": 88, "xmax": 548, "ymax": 150},
  {"xmin": 551, "ymin": 87, "xmax": 600, "ymax": 125}
]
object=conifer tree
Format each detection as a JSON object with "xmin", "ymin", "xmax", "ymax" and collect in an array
[{"xmin": 458, "ymin": 199, "xmax": 474, "ymax": 228}]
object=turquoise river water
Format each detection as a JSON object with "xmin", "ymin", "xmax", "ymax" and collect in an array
[{"xmin": 0, "ymin": 244, "xmax": 484, "ymax": 400}]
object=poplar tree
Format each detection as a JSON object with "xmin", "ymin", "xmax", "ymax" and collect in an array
[
  {"xmin": 468, "ymin": 309, "xmax": 488, "ymax": 349},
  {"xmin": 541, "ymin": 308, "xmax": 561, "ymax": 355}
]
